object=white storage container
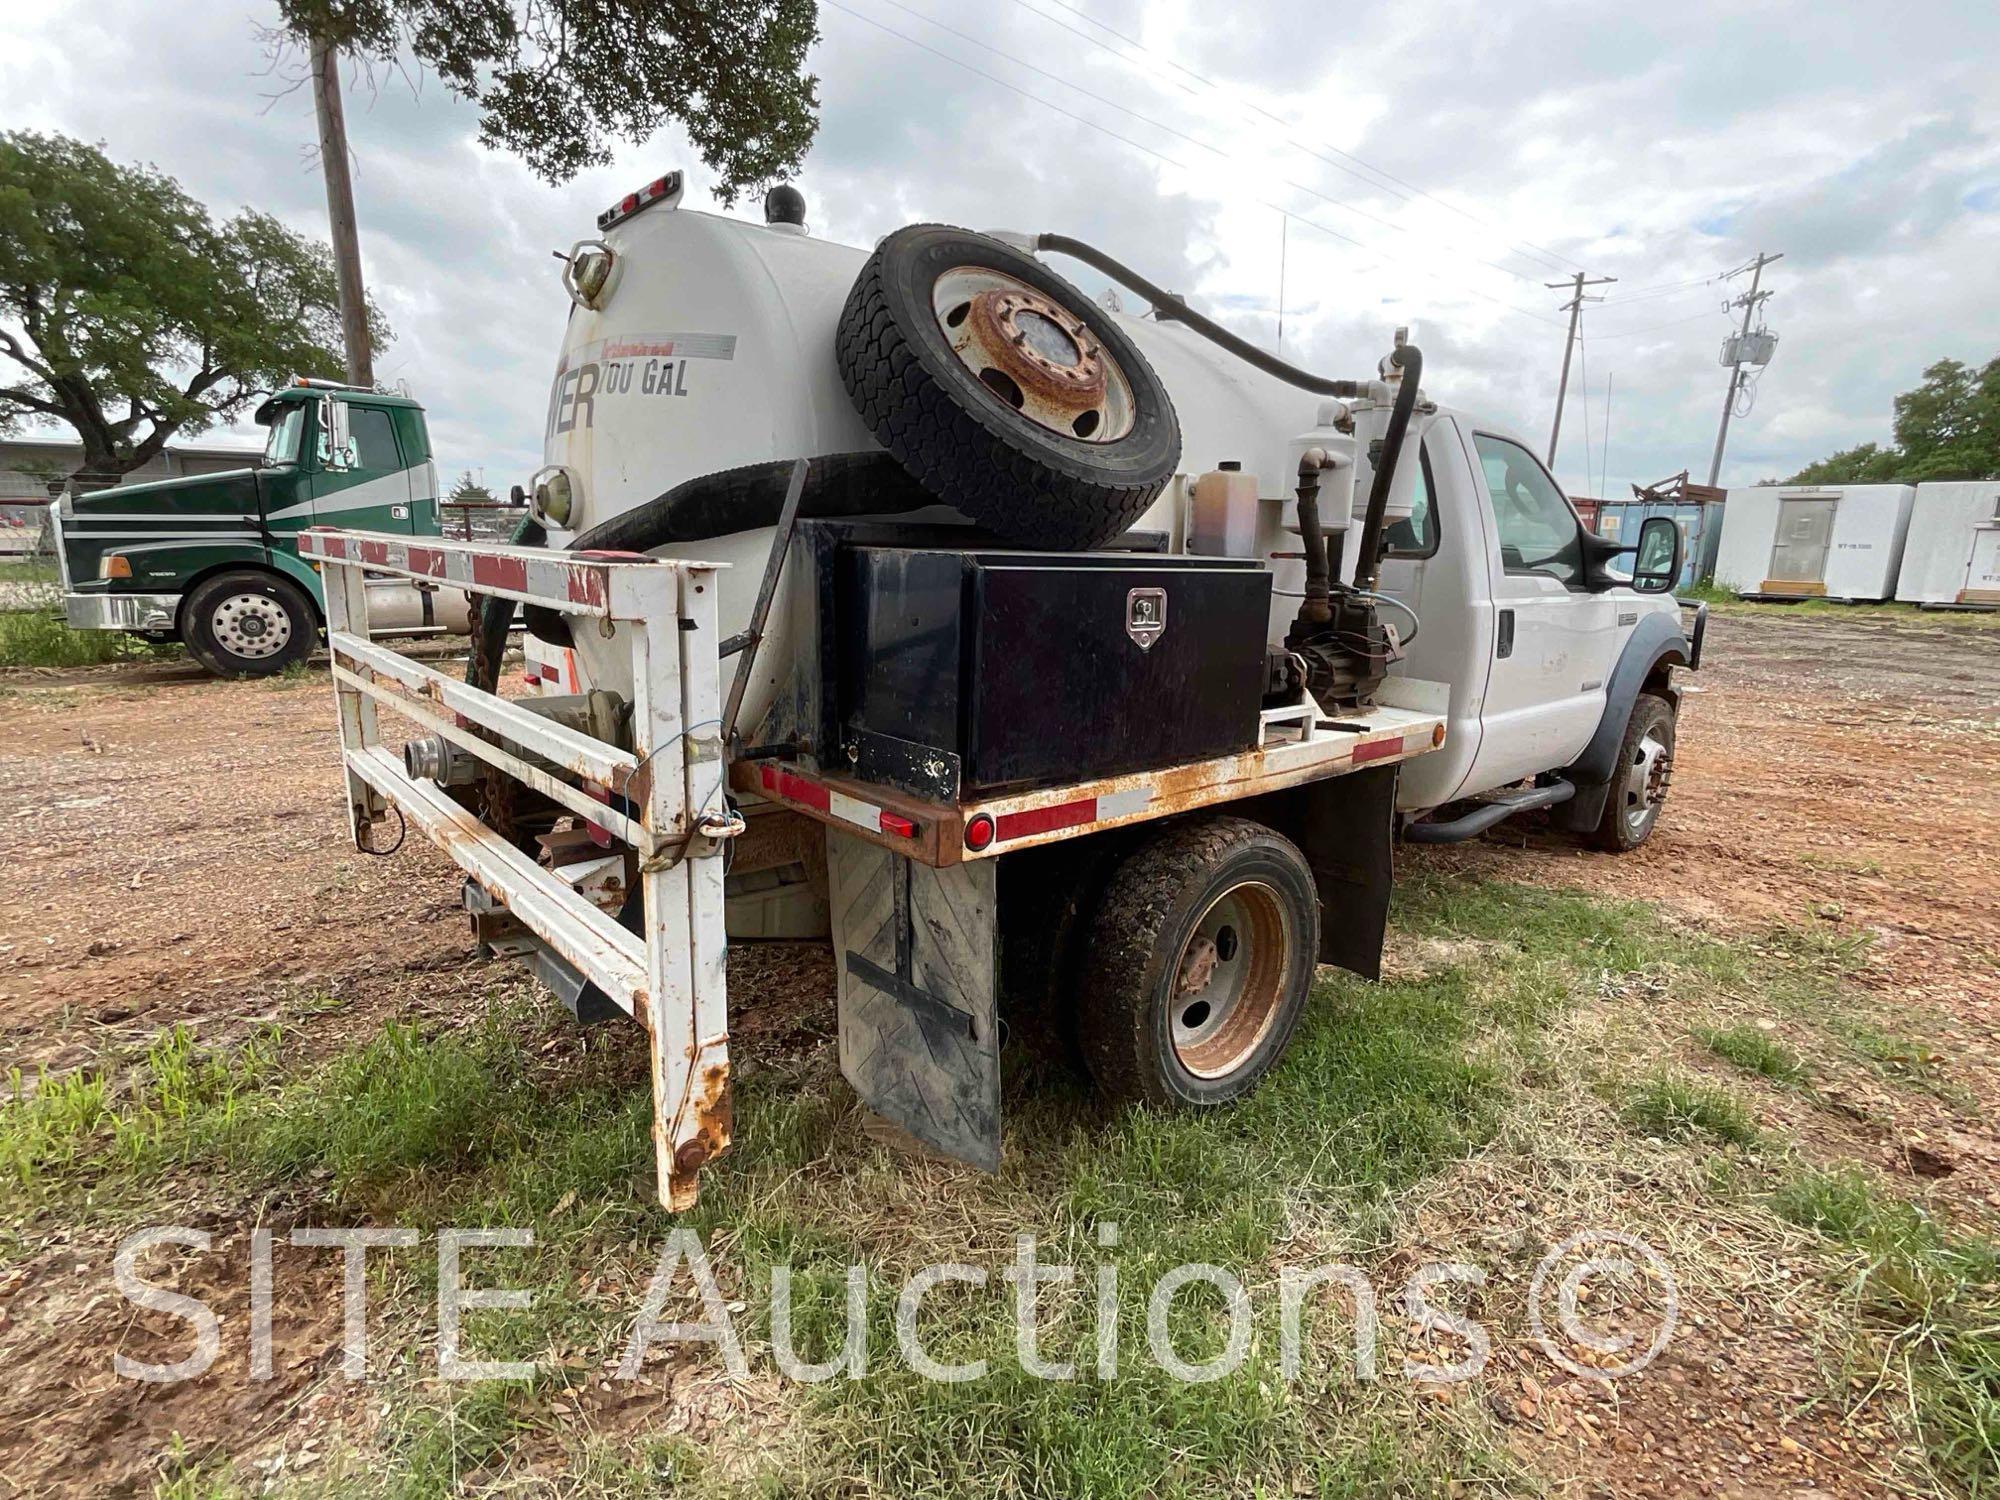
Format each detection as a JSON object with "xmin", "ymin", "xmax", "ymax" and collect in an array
[
  {"xmin": 1895, "ymin": 481, "xmax": 2000, "ymax": 608},
  {"xmin": 1713, "ymin": 483, "xmax": 1916, "ymax": 601}
]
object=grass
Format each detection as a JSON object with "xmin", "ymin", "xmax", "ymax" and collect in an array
[
  {"xmin": 3, "ymin": 873, "xmax": 1983, "ymax": 1496},
  {"xmin": 1619, "ymin": 1072, "xmax": 1763, "ymax": 1146},
  {"xmin": 0, "ymin": 606, "xmax": 180, "ymax": 669},
  {"xmin": 1696, "ymin": 1023, "xmax": 1811, "ymax": 1085},
  {"xmin": 1774, "ymin": 1168, "xmax": 2000, "ymax": 1492},
  {"xmin": 1677, "ymin": 580, "xmax": 2000, "ymax": 631}
]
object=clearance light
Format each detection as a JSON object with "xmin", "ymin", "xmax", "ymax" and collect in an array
[
  {"xmin": 879, "ymin": 811, "xmax": 917, "ymax": 839},
  {"xmin": 597, "ymin": 171, "xmax": 683, "ymax": 232},
  {"xmin": 964, "ymin": 813, "xmax": 995, "ymax": 852}
]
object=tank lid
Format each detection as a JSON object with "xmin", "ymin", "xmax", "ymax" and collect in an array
[{"xmin": 764, "ymin": 183, "xmax": 807, "ymax": 227}]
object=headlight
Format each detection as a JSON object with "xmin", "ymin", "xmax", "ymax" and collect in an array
[{"xmin": 531, "ymin": 466, "xmax": 576, "ymax": 528}]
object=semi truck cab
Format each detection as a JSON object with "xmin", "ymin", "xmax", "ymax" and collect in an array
[{"xmin": 54, "ymin": 379, "xmax": 473, "ymax": 675}]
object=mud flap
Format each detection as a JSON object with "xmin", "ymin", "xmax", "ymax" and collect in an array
[
  {"xmin": 827, "ymin": 829, "xmax": 1001, "ymax": 1171},
  {"xmin": 1297, "ymin": 763, "xmax": 1397, "ymax": 981}
]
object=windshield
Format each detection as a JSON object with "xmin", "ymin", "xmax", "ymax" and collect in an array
[{"xmin": 263, "ymin": 404, "xmax": 305, "ymax": 465}]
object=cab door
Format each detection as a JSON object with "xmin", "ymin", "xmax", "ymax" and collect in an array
[
  {"xmin": 1457, "ymin": 430, "xmax": 1621, "ymax": 793},
  {"xmin": 308, "ymin": 401, "xmax": 420, "ymax": 535}
]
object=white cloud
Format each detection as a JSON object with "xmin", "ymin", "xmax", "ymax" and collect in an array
[{"xmin": 4, "ymin": 0, "xmax": 1997, "ymax": 496}]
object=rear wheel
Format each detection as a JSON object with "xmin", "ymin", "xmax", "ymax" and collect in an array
[
  {"xmin": 1078, "ymin": 817, "xmax": 1319, "ymax": 1109},
  {"xmin": 182, "ymin": 570, "xmax": 315, "ymax": 678},
  {"xmin": 1592, "ymin": 693, "xmax": 1676, "ymax": 852}
]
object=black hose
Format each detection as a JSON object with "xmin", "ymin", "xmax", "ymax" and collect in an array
[
  {"xmin": 523, "ymin": 453, "xmax": 940, "ymax": 647},
  {"xmin": 466, "ymin": 512, "xmax": 545, "ymax": 693},
  {"xmin": 1035, "ymin": 233, "xmax": 1364, "ymax": 400},
  {"xmin": 1351, "ymin": 344, "xmax": 1423, "ymax": 593},
  {"xmin": 564, "ymin": 453, "xmax": 935, "ymax": 554}
]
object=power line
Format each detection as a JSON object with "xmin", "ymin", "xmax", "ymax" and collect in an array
[
  {"xmin": 825, "ymin": 0, "xmax": 1566, "ymax": 329},
  {"xmin": 1583, "ymin": 308, "xmax": 1731, "ymax": 342},
  {"xmin": 1006, "ymin": 0, "xmax": 1588, "ymax": 277},
  {"xmin": 1548, "ymin": 272, "xmax": 1617, "ymax": 464},
  {"xmin": 860, "ymin": 0, "xmax": 1557, "ymax": 295}
]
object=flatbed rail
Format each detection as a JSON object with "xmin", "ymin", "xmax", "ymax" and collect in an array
[{"xmin": 298, "ymin": 526, "xmax": 734, "ymax": 1210}]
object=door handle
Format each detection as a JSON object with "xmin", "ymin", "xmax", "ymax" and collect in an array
[
  {"xmin": 390, "ymin": 504, "xmax": 410, "ymax": 520},
  {"xmin": 1496, "ymin": 608, "xmax": 1515, "ymax": 659}
]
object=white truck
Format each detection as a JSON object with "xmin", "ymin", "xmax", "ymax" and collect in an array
[{"xmin": 302, "ymin": 175, "xmax": 1703, "ymax": 1209}]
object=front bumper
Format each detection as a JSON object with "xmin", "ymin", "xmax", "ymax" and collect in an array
[{"xmin": 64, "ymin": 591, "xmax": 179, "ymax": 634}]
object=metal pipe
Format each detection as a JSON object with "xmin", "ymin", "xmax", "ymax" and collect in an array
[
  {"xmin": 1294, "ymin": 448, "xmax": 1334, "ymax": 625},
  {"xmin": 1033, "ymin": 234, "xmax": 1364, "ymax": 400},
  {"xmin": 1350, "ymin": 344, "xmax": 1423, "ymax": 592}
]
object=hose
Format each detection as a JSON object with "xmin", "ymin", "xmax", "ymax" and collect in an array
[
  {"xmin": 1350, "ymin": 344, "xmax": 1423, "ymax": 592},
  {"xmin": 1035, "ymin": 233, "xmax": 1364, "ymax": 400},
  {"xmin": 466, "ymin": 512, "xmax": 545, "ymax": 694},
  {"xmin": 1352, "ymin": 589, "xmax": 1420, "ymax": 645}
]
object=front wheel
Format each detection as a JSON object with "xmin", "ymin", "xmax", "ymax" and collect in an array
[
  {"xmin": 1078, "ymin": 816, "xmax": 1319, "ymax": 1109},
  {"xmin": 1592, "ymin": 693, "xmax": 1676, "ymax": 852},
  {"xmin": 181, "ymin": 570, "xmax": 316, "ymax": 678}
]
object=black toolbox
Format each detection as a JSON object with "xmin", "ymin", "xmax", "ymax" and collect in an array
[{"xmin": 827, "ymin": 543, "xmax": 1272, "ymax": 800}]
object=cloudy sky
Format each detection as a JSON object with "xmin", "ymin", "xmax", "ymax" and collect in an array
[{"xmin": 5, "ymin": 0, "xmax": 1997, "ymax": 498}]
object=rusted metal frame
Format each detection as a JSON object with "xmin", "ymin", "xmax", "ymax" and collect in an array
[
  {"xmin": 676, "ymin": 568, "xmax": 732, "ymax": 1199},
  {"xmin": 345, "ymin": 745, "xmax": 647, "ymax": 1016},
  {"xmin": 632, "ymin": 568, "xmax": 712, "ymax": 1216},
  {"xmin": 725, "ymin": 761, "xmax": 951, "ymax": 866},
  {"xmin": 298, "ymin": 527, "xmax": 660, "ymax": 619},
  {"xmin": 328, "ymin": 657, "xmax": 654, "ymax": 852},
  {"xmin": 326, "ymin": 629, "xmax": 640, "ymax": 787},
  {"xmin": 320, "ymin": 558, "xmax": 385, "ymax": 842}
]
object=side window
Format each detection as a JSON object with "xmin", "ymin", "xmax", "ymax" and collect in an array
[
  {"xmin": 1472, "ymin": 434, "xmax": 1583, "ymax": 587},
  {"xmin": 1382, "ymin": 444, "xmax": 1439, "ymax": 558},
  {"xmin": 262, "ymin": 405, "xmax": 305, "ymax": 465},
  {"xmin": 347, "ymin": 407, "xmax": 401, "ymax": 473}
]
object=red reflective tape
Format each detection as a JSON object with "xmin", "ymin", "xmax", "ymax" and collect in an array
[
  {"xmin": 879, "ymin": 810, "xmax": 917, "ymax": 838},
  {"xmin": 564, "ymin": 564, "xmax": 607, "ymax": 607},
  {"xmin": 760, "ymin": 765, "xmax": 829, "ymax": 813},
  {"xmin": 358, "ymin": 538, "xmax": 392, "ymax": 567},
  {"xmin": 406, "ymin": 545, "xmax": 442, "ymax": 576},
  {"xmin": 471, "ymin": 554, "xmax": 530, "ymax": 592},
  {"xmin": 1353, "ymin": 736, "xmax": 1404, "ymax": 764},
  {"xmin": 995, "ymin": 798, "xmax": 1098, "ymax": 841}
]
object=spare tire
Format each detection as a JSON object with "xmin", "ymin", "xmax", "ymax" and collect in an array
[{"xmin": 836, "ymin": 223, "xmax": 1180, "ymax": 549}]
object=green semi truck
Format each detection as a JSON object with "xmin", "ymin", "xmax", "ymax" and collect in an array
[{"xmin": 54, "ymin": 378, "xmax": 477, "ymax": 676}]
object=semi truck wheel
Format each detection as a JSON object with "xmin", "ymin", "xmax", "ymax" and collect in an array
[
  {"xmin": 835, "ymin": 223, "xmax": 1180, "ymax": 549},
  {"xmin": 1592, "ymin": 693, "xmax": 1676, "ymax": 852},
  {"xmin": 182, "ymin": 570, "xmax": 315, "ymax": 678},
  {"xmin": 1078, "ymin": 816, "xmax": 1318, "ymax": 1108}
]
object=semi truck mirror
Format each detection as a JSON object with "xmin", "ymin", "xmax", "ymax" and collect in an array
[
  {"xmin": 316, "ymin": 396, "xmax": 355, "ymax": 471},
  {"xmin": 1631, "ymin": 515, "xmax": 1683, "ymax": 594}
]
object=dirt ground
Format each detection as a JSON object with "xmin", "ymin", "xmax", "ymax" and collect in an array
[{"xmin": 0, "ymin": 608, "xmax": 1995, "ymax": 1497}]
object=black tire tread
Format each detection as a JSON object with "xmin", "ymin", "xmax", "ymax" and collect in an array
[
  {"xmin": 835, "ymin": 224, "xmax": 1177, "ymax": 550},
  {"xmin": 1591, "ymin": 692, "xmax": 1675, "ymax": 852}
]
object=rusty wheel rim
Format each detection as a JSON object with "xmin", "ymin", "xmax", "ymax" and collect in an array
[
  {"xmin": 931, "ymin": 266, "xmax": 1136, "ymax": 442},
  {"xmin": 1170, "ymin": 881, "xmax": 1291, "ymax": 1080}
]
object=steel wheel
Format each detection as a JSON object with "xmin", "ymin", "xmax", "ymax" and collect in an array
[
  {"xmin": 209, "ymin": 590, "xmax": 294, "ymax": 660},
  {"xmin": 1619, "ymin": 724, "xmax": 1672, "ymax": 842},
  {"xmin": 930, "ymin": 266, "xmax": 1138, "ymax": 443},
  {"xmin": 1170, "ymin": 881, "xmax": 1293, "ymax": 1079}
]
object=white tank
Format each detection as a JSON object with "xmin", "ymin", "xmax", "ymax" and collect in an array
[{"xmin": 542, "ymin": 200, "xmax": 1350, "ymax": 733}]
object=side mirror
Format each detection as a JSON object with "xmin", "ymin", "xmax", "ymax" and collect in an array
[
  {"xmin": 1630, "ymin": 514, "xmax": 1683, "ymax": 594},
  {"xmin": 315, "ymin": 396, "xmax": 356, "ymax": 471}
]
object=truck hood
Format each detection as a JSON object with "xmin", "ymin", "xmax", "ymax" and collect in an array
[{"xmin": 66, "ymin": 467, "xmax": 265, "ymax": 520}]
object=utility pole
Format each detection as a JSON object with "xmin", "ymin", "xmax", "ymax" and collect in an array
[
  {"xmin": 1547, "ymin": 272, "xmax": 1616, "ymax": 465},
  {"xmin": 310, "ymin": 36, "xmax": 373, "ymax": 389},
  {"xmin": 1706, "ymin": 251, "xmax": 1782, "ymax": 486}
]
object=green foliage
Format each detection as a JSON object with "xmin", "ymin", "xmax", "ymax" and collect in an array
[
  {"xmin": 0, "ymin": 131, "xmax": 389, "ymax": 481},
  {"xmin": 1696, "ymin": 1024, "xmax": 1809, "ymax": 1085},
  {"xmin": 445, "ymin": 470, "xmax": 494, "ymax": 506},
  {"xmin": 1775, "ymin": 1168, "xmax": 2000, "ymax": 1491},
  {"xmin": 1786, "ymin": 355, "xmax": 2000, "ymax": 484},
  {"xmin": 277, "ymin": 0, "xmax": 821, "ymax": 200},
  {"xmin": 1621, "ymin": 1072, "xmax": 1762, "ymax": 1146},
  {"xmin": 0, "ymin": 607, "xmax": 181, "ymax": 668}
]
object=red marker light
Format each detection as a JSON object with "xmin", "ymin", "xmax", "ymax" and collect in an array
[
  {"xmin": 964, "ymin": 813, "xmax": 995, "ymax": 851},
  {"xmin": 879, "ymin": 811, "xmax": 917, "ymax": 838}
]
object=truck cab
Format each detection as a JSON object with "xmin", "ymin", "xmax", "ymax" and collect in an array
[
  {"xmin": 55, "ymin": 380, "xmax": 471, "ymax": 675},
  {"xmin": 1378, "ymin": 414, "xmax": 1696, "ymax": 848}
]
